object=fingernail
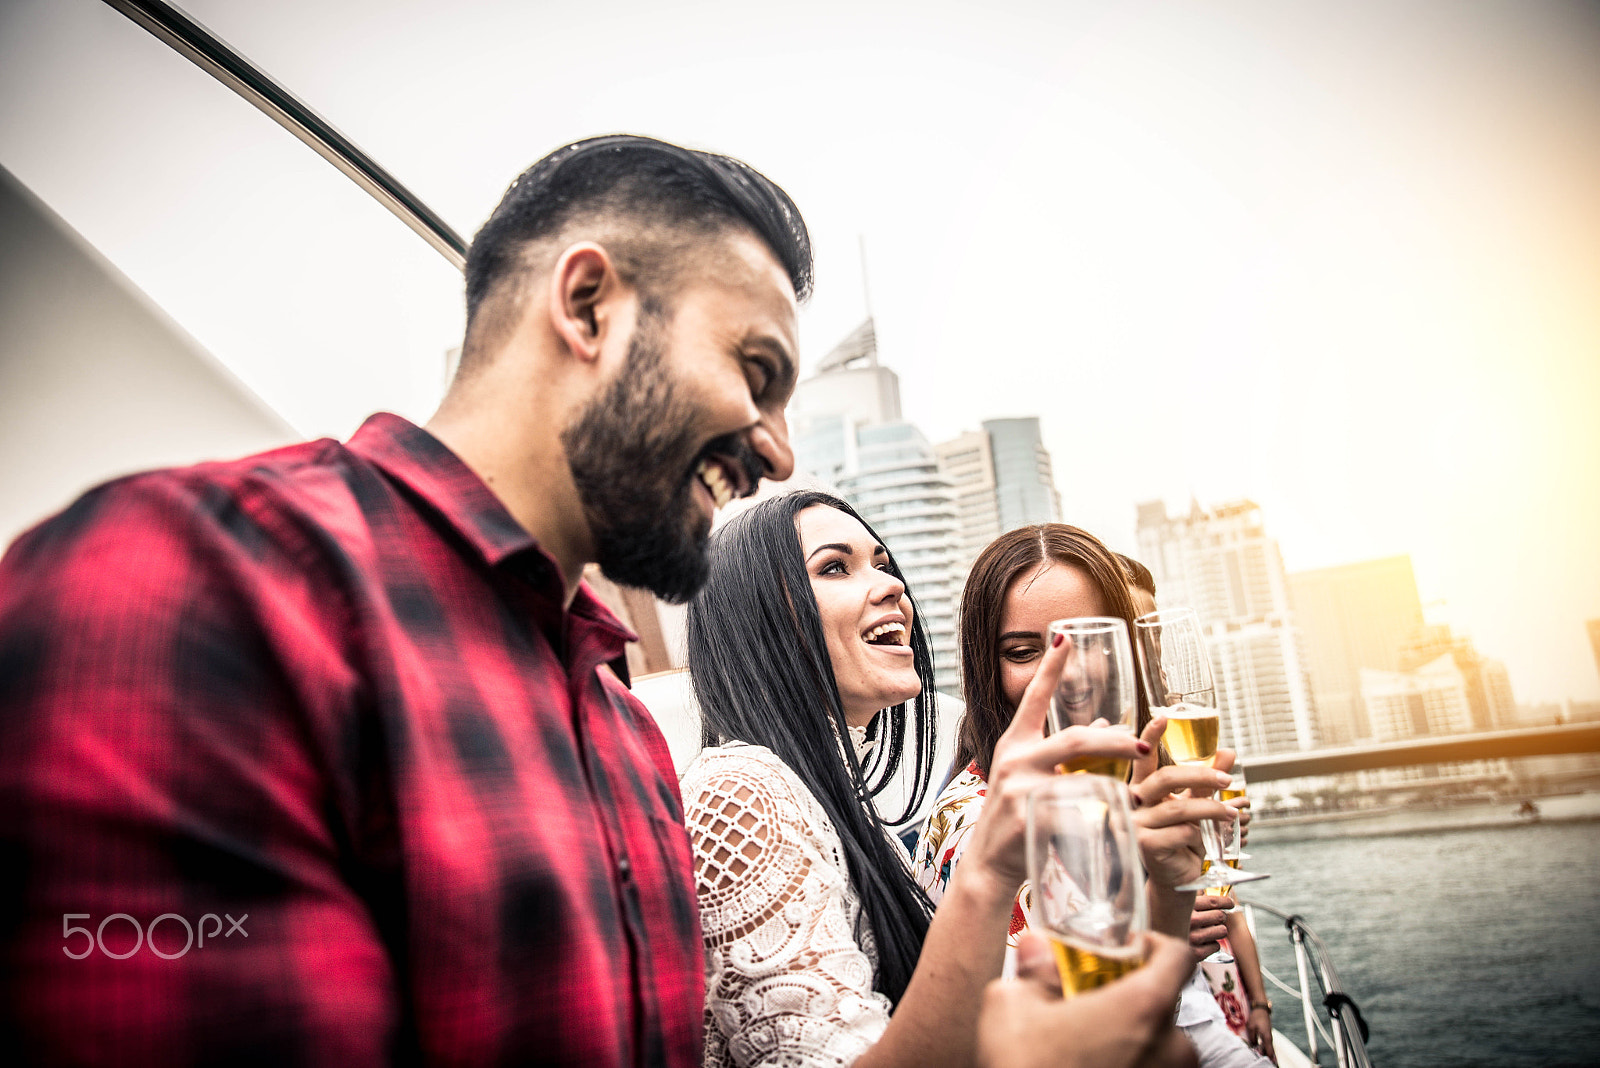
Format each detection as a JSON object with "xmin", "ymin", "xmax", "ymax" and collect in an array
[
  {"xmin": 1052, "ymin": 631, "xmax": 1064, "ymax": 648},
  {"xmin": 1136, "ymin": 740, "xmax": 1152, "ymax": 754},
  {"xmin": 1216, "ymin": 772, "xmax": 1232, "ymax": 784}
]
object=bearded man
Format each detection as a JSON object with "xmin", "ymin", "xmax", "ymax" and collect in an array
[
  {"xmin": 0, "ymin": 135, "xmax": 805, "ymax": 1066},
  {"xmin": 0, "ymin": 135, "xmax": 1200, "ymax": 1068}
]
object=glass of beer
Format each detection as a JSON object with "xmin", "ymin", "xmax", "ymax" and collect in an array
[
  {"xmin": 1047, "ymin": 616, "xmax": 1138, "ymax": 780},
  {"xmin": 1026, "ymin": 775, "xmax": 1148, "ymax": 996},
  {"xmin": 1132, "ymin": 608, "xmax": 1219, "ymax": 766},
  {"xmin": 1132, "ymin": 608, "xmax": 1266, "ymax": 892},
  {"xmin": 1218, "ymin": 768, "xmax": 1265, "ymax": 885}
]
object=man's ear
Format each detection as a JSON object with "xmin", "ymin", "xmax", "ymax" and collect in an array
[{"xmin": 548, "ymin": 242, "xmax": 619, "ymax": 365}]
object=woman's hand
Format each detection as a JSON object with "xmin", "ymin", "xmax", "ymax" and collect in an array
[
  {"xmin": 961, "ymin": 631, "xmax": 1146, "ymax": 890},
  {"xmin": 1187, "ymin": 895, "xmax": 1232, "ymax": 963},
  {"xmin": 1127, "ymin": 717, "xmax": 1233, "ymax": 891},
  {"xmin": 1246, "ymin": 1006, "xmax": 1277, "ymax": 1063}
]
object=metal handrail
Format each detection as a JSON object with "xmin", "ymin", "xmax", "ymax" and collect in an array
[
  {"xmin": 100, "ymin": 0, "xmax": 468, "ymax": 271},
  {"xmin": 1239, "ymin": 899, "xmax": 1373, "ymax": 1068}
]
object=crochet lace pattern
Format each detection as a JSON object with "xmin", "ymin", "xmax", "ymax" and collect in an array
[{"xmin": 681, "ymin": 743, "xmax": 892, "ymax": 1068}]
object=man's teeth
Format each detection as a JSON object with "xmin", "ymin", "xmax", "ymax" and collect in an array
[
  {"xmin": 696, "ymin": 459, "xmax": 734, "ymax": 509},
  {"xmin": 864, "ymin": 622, "xmax": 906, "ymax": 646}
]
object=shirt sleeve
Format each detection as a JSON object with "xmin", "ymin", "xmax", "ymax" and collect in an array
[
  {"xmin": 0, "ymin": 473, "xmax": 393, "ymax": 1066},
  {"xmin": 911, "ymin": 774, "xmax": 986, "ymax": 908},
  {"xmin": 683, "ymin": 750, "xmax": 892, "ymax": 1068}
]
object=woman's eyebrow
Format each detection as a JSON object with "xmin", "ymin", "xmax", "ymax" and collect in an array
[
  {"xmin": 805, "ymin": 542, "xmax": 855, "ymax": 562},
  {"xmin": 999, "ymin": 630, "xmax": 1042, "ymax": 643}
]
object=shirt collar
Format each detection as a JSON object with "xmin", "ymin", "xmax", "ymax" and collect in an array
[{"xmin": 347, "ymin": 413, "xmax": 636, "ymax": 643}]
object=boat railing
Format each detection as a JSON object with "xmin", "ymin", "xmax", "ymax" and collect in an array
[{"xmin": 1237, "ymin": 899, "xmax": 1372, "ymax": 1068}]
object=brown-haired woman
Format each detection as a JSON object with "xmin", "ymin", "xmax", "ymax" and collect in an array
[{"xmin": 910, "ymin": 524, "xmax": 1274, "ymax": 1067}]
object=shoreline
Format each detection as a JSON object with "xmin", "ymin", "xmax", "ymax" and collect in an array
[{"xmin": 1249, "ymin": 789, "xmax": 1600, "ymax": 839}]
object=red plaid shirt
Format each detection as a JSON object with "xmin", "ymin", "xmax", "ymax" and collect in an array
[{"xmin": 0, "ymin": 413, "xmax": 704, "ymax": 1066}]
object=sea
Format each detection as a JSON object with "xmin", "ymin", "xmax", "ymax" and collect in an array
[{"xmin": 1239, "ymin": 792, "xmax": 1600, "ymax": 1068}]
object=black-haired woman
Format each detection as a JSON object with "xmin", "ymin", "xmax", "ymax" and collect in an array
[{"xmin": 681, "ymin": 491, "xmax": 1150, "ymax": 1068}]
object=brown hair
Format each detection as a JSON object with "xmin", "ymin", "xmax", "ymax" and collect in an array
[{"xmin": 953, "ymin": 524, "xmax": 1151, "ymax": 778}]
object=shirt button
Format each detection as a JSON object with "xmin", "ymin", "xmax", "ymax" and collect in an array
[{"xmin": 618, "ymin": 857, "xmax": 633, "ymax": 881}]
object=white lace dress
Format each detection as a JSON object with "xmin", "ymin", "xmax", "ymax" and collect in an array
[{"xmin": 680, "ymin": 736, "xmax": 894, "ymax": 1068}]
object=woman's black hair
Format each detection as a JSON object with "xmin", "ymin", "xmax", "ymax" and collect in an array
[{"xmin": 686, "ymin": 489, "xmax": 938, "ymax": 1005}]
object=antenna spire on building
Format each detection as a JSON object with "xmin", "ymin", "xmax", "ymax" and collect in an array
[{"xmin": 859, "ymin": 233, "xmax": 873, "ymax": 320}]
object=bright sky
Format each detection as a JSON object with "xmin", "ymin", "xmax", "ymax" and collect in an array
[{"xmin": 2, "ymin": 0, "xmax": 1597, "ymax": 702}]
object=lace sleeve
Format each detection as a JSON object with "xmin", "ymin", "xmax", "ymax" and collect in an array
[{"xmin": 683, "ymin": 747, "xmax": 892, "ymax": 1068}]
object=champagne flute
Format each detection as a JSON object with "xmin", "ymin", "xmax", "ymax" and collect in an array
[
  {"xmin": 1220, "ymin": 768, "xmax": 1252, "ymax": 880},
  {"xmin": 1132, "ymin": 608, "xmax": 1267, "ymax": 893},
  {"xmin": 1047, "ymin": 616, "xmax": 1138, "ymax": 780},
  {"xmin": 1026, "ymin": 775, "xmax": 1148, "ymax": 995}
]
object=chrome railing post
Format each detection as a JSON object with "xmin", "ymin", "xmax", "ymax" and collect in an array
[{"xmin": 1290, "ymin": 923, "xmax": 1322, "ymax": 1067}]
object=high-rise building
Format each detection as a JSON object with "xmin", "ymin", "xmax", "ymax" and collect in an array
[
  {"xmin": 933, "ymin": 431, "xmax": 1001, "ymax": 572},
  {"xmin": 1286, "ymin": 556, "xmax": 1426, "ymax": 745},
  {"xmin": 1396, "ymin": 624, "xmax": 1516, "ymax": 732},
  {"xmin": 791, "ymin": 320, "xmax": 963, "ymax": 693},
  {"xmin": 985, "ymin": 418, "xmax": 1062, "ymax": 535},
  {"xmin": 1362, "ymin": 655, "xmax": 1478, "ymax": 741},
  {"xmin": 1135, "ymin": 499, "xmax": 1319, "ymax": 757},
  {"xmin": 935, "ymin": 418, "xmax": 1061, "ymax": 574},
  {"xmin": 836, "ymin": 423, "xmax": 963, "ymax": 691}
]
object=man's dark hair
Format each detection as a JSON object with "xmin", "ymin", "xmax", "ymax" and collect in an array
[
  {"xmin": 687, "ymin": 490, "xmax": 938, "ymax": 1007},
  {"xmin": 462, "ymin": 134, "xmax": 812, "ymax": 361}
]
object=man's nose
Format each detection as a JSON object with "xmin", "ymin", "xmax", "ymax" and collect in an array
[{"xmin": 748, "ymin": 411, "xmax": 794, "ymax": 483}]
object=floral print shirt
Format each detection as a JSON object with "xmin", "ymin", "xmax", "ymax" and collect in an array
[{"xmin": 910, "ymin": 762, "xmax": 1031, "ymax": 947}]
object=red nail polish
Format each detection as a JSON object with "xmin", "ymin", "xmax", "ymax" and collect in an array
[
  {"xmin": 1136, "ymin": 740, "xmax": 1152, "ymax": 754},
  {"xmin": 1052, "ymin": 631, "xmax": 1064, "ymax": 648}
]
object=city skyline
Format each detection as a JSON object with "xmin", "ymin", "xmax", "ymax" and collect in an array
[{"xmin": 2, "ymin": 0, "xmax": 1595, "ymax": 703}]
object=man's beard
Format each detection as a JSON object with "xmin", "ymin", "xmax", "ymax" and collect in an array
[{"xmin": 561, "ymin": 315, "xmax": 766, "ymax": 604}]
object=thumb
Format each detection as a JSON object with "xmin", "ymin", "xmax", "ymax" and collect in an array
[{"xmin": 1014, "ymin": 932, "xmax": 1063, "ymax": 995}]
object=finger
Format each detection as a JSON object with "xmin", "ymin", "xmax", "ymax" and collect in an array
[
  {"xmin": 1000, "ymin": 627, "xmax": 1076, "ymax": 746},
  {"xmin": 1134, "ymin": 797, "xmax": 1235, "ymax": 829},
  {"xmin": 1013, "ymin": 932, "xmax": 1063, "ymax": 995},
  {"xmin": 1134, "ymin": 764, "xmax": 1231, "ymax": 802},
  {"xmin": 1131, "ymin": 715, "xmax": 1167, "ymax": 784},
  {"xmin": 1033, "ymin": 723, "xmax": 1142, "ymax": 772},
  {"xmin": 1213, "ymin": 747, "xmax": 1236, "ymax": 773}
]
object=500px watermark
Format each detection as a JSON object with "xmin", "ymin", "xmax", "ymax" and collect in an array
[{"xmin": 62, "ymin": 912, "xmax": 248, "ymax": 960}]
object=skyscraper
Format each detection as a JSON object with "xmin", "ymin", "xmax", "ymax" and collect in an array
[
  {"xmin": 1286, "ymin": 556, "xmax": 1426, "ymax": 745},
  {"xmin": 934, "ymin": 431, "xmax": 1001, "ymax": 573},
  {"xmin": 984, "ymin": 418, "xmax": 1062, "ymax": 534},
  {"xmin": 1396, "ymin": 624, "xmax": 1517, "ymax": 732},
  {"xmin": 791, "ymin": 320, "xmax": 963, "ymax": 693},
  {"xmin": 1135, "ymin": 499, "xmax": 1319, "ymax": 757},
  {"xmin": 935, "ymin": 418, "xmax": 1061, "ymax": 574}
]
